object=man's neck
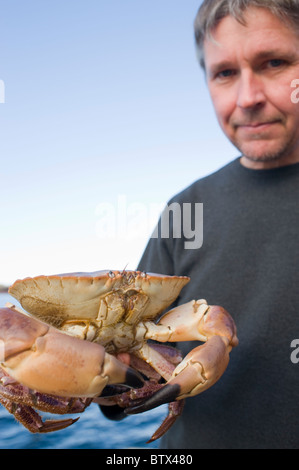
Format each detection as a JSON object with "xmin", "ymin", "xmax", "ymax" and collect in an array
[{"xmin": 240, "ymin": 152, "xmax": 299, "ymax": 170}]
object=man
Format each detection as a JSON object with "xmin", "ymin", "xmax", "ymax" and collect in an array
[{"xmin": 137, "ymin": 0, "xmax": 299, "ymax": 448}]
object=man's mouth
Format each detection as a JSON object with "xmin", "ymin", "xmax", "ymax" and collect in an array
[{"xmin": 236, "ymin": 120, "xmax": 281, "ymax": 132}]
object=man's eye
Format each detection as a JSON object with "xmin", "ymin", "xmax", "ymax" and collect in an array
[
  {"xmin": 268, "ymin": 59, "xmax": 285, "ymax": 68},
  {"xmin": 217, "ymin": 69, "xmax": 234, "ymax": 78}
]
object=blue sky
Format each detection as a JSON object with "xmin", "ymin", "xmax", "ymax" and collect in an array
[{"xmin": 0, "ymin": 0, "xmax": 237, "ymax": 286}]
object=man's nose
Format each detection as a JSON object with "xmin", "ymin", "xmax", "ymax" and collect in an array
[{"xmin": 236, "ymin": 70, "xmax": 266, "ymax": 109}]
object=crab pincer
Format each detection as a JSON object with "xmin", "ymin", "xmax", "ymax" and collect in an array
[
  {"xmin": 0, "ymin": 305, "xmax": 144, "ymax": 433},
  {"xmin": 125, "ymin": 303, "xmax": 238, "ymax": 414}
]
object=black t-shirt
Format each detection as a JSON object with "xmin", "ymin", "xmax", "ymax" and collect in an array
[{"xmin": 138, "ymin": 158, "xmax": 299, "ymax": 449}]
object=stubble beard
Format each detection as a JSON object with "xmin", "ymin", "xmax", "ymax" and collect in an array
[
  {"xmin": 233, "ymin": 132, "xmax": 297, "ymax": 165},
  {"xmin": 239, "ymin": 142, "xmax": 289, "ymax": 163}
]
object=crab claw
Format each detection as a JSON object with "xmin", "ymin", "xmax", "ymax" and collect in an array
[
  {"xmin": 126, "ymin": 335, "xmax": 230, "ymax": 414},
  {"xmin": 0, "ymin": 306, "xmax": 144, "ymax": 398},
  {"xmin": 126, "ymin": 304, "xmax": 238, "ymax": 415}
]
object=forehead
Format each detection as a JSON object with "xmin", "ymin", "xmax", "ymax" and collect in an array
[{"xmin": 204, "ymin": 7, "xmax": 299, "ymax": 70}]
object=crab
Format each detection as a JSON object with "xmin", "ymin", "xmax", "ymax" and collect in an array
[{"xmin": 0, "ymin": 270, "xmax": 238, "ymax": 442}]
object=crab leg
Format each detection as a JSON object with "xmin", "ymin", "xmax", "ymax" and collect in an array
[
  {"xmin": 147, "ymin": 400, "xmax": 184, "ymax": 443},
  {"xmin": 127, "ymin": 301, "xmax": 238, "ymax": 413},
  {"xmin": 0, "ymin": 306, "xmax": 144, "ymax": 399},
  {"xmin": 0, "ymin": 394, "xmax": 79, "ymax": 433}
]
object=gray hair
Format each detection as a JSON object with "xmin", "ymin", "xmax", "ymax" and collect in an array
[{"xmin": 194, "ymin": 0, "xmax": 299, "ymax": 68}]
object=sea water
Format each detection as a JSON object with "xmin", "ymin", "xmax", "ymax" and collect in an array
[{"xmin": 0, "ymin": 293, "xmax": 165, "ymax": 449}]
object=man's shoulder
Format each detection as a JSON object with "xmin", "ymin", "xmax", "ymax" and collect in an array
[{"xmin": 169, "ymin": 158, "xmax": 239, "ymax": 203}]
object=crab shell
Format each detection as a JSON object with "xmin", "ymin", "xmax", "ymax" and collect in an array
[{"xmin": 8, "ymin": 270, "xmax": 190, "ymax": 354}]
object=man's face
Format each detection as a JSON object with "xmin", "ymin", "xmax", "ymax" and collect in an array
[{"xmin": 204, "ymin": 7, "xmax": 299, "ymax": 169}]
